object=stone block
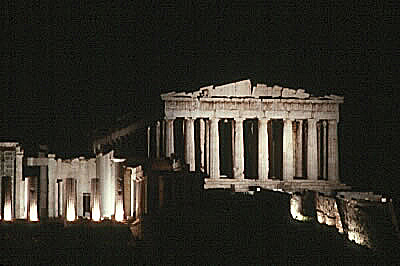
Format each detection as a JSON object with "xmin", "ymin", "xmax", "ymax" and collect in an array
[
  {"xmin": 295, "ymin": 89, "xmax": 310, "ymax": 99},
  {"xmin": 252, "ymin": 84, "xmax": 273, "ymax": 97},
  {"xmin": 210, "ymin": 80, "xmax": 252, "ymax": 97},
  {"xmin": 282, "ymin": 88, "xmax": 297, "ymax": 98},
  {"xmin": 234, "ymin": 79, "xmax": 252, "ymax": 96},
  {"xmin": 272, "ymin": 85, "xmax": 282, "ymax": 98}
]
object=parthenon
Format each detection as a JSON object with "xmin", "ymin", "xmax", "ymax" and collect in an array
[
  {"xmin": 161, "ymin": 79, "xmax": 349, "ymax": 192},
  {"xmin": 0, "ymin": 79, "xmax": 351, "ymax": 223}
]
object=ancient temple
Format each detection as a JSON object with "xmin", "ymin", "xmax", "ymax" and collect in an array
[
  {"xmin": 161, "ymin": 79, "xmax": 349, "ymax": 192},
  {"xmin": 0, "ymin": 79, "xmax": 350, "ymax": 222}
]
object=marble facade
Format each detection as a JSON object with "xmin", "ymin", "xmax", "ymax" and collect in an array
[{"xmin": 160, "ymin": 79, "xmax": 349, "ymax": 192}]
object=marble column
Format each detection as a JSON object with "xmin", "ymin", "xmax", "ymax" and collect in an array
[
  {"xmin": 165, "ymin": 119, "xmax": 174, "ymax": 158},
  {"xmin": 55, "ymin": 179, "xmax": 59, "ymax": 217},
  {"xmin": 209, "ymin": 118, "xmax": 220, "ymax": 179},
  {"xmin": 48, "ymin": 154, "xmax": 57, "ymax": 218},
  {"xmin": 322, "ymin": 121, "xmax": 328, "ymax": 179},
  {"xmin": 205, "ymin": 120, "xmax": 210, "ymax": 174},
  {"xmin": 3, "ymin": 176, "xmax": 12, "ymax": 221},
  {"xmin": 307, "ymin": 119, "xmax": 318, "ymax": 180},
  {"xmin": 91, "ymin": 178, "xmax": 101, "ymax": 221},
  {"xmin": 124, "ymin": 168, "xmax": 131, "ymax": 218},
  {"xmin": 147, "ymin": 126, "xmax": 151, "ymax": 158},
  {"xmin": 161, "ymin": 120, "xmax": 166, "ymax": 157},
  {"xmin": 258, "ymin": 118, "xmax": 269, "ymax": 180},
  {"xmin": 0, "ymin": 175, "xmax": 2, "ymax": 219},
  {"xmin": 65, "ymin": 178, "xmax": 77, "ymax": 221},
  {"xmin": 109, "ymin": 153, "xmax": 116, "ymax": 218},
  {"xmin": 199, "ymin": 119, "xmax": 205, "ymax": 172},
  {"xmin": 39, "ymin": 153, "xmax": 48, "ymax": 219},
  {"xmin": 233, "ymin": 118, "xmax": 245, "ymax": 179},
  {"xmin": 317, "ymin": 122, "xmax": 321, "ymax": 178},
  {"xmin": 114, "ymin": 161, "xmax": 124, "ymax": 221},
  {"xmin": 59, "ymin": 180, "xmax": 64, "ymax": 217},
  {"xmin": 283, "ymin": 119, "xmax": 295, "ymax": 180},
  {"xmin": 184, "ymin": 118, "xmax": 195, "ymax": 171},
  {"xmin": 328, "ymin": 120, "xmax": 339, "ymax": 182},
  {"xmin": 156, "ymin": 121, "xmax": 161, "ymax": 159},
  {"xmin": 295, "ymin": 120, "xmax": 303, "ymax": 177},
  {"xmin": 15, "ymin": 149, "xmax": 25, "ymax": 219}
]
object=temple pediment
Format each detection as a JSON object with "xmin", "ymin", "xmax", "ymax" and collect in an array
[{"xmin": 161, "ymin": 79, "xmax": 343, "ymax": 101}]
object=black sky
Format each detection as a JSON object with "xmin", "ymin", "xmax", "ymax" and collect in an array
[{"xmin": 3, "ymin": 2, "xmax": 400, "ymax": 194}]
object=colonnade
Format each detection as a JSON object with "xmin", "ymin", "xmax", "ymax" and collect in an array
[{"xmin": 162, "ymin": 117, "xmax": 339, "ymax": 183}]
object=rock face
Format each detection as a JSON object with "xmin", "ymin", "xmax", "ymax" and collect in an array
[
  {"xmin": 315, "ymin": 194, "xmax": 343, "ymax": 233},
  {"xmin": 313, "ymin": 193, "xmax": 399, "ymax": 250}
]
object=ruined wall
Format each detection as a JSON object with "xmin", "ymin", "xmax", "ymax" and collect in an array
[
  {"xmin": 314, "ymin": 193, "xmax": 398, "ymax": 249},
  {"xmin": 315, "ymin": 194, "xmax": 343, "ymax": 233},
  {"xmin": 338, "ymin": 198, "xmax": 399, "ymax": 249}
]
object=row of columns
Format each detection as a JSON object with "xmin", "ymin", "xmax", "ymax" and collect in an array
[{"xmin": 163, "ymin": 117, "xmax": 339, "ymax": 182}]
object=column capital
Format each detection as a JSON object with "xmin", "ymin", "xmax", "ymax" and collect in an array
[
  {"xmin": 322, "ymin": 120, "xmax": 327, "ymax": 128},
  {"xmin": 164, "ymin": 117, "xmax": 175, "ymax": 121},
  {"xmin": 210, "ymin": 117, "xmax": 220, "ymax": 123},
  {"xmin": 258, "ymin": 117, "xmax": 270, "ymax": 123},
  {"xmin": 233, "ymin": 117, "xmax": 245, "ymax": 122},
  {"xmin": 328, "ymin": 119, "xmax": 337, "ymax": 126}
]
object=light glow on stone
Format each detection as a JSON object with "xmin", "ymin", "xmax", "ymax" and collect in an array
[
  {"xmin": 290, "ymin": 197, "xmax": 311, "ymax": 222},
  {"xmin": 29, "ymin": 201, "xmax": 39, "ymax": 222},
  {"xmin": 4, "ymin": 199, "xmax": 12, "ymax": 221},
  {"xmin": 115, "ymin": 199, "xmax": 124, "ymax": 222},
  {"xmin": 92, "ymin": 198, "xmax": 101, "ymax": 222},
  {"xmin": 317, "ymin": 211, "xmax": 325, "ymax": 224},
  {"xmin": 348, "ymin": 231, "xmax": 364, "ymax": 245},
  {"xmin": 66, "ymin": 198, "xmax": 76, "ymax": 222}
]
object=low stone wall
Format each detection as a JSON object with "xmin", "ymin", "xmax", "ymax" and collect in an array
[
  {"xmin": 314, "ymin": 193, "xmax": 398, "ymax": 249},
  {"xmin": 315, "ymin": 194, "xmax": 343, "ymax": 233}
]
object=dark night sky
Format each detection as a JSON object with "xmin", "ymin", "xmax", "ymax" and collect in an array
[{"xmin": 2, "ymin": 2, "xmax": 399, "ymax": 194}]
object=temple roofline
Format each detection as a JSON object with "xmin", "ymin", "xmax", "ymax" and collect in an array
[{"xmin": 161, "ymin": 79, "xmax": 344, "ymax": 103}]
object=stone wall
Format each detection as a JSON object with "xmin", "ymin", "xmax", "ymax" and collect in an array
[
  {"xmin": 314, "ymin": 193, "xmax": 398, "ymax": 249},
  {"xmin": 315, "ymin": 193, "xmax": 343, "ymax": 233}
]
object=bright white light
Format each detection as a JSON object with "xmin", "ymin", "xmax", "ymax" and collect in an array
[
  {"xmin": 317, "ymin": 212, "xmax": 325, "ymax": 224},
  {"xmin": 29, "ymin": 201, "xmax": 39, "ymax": 222},
  {"xmin": 348, "ymin": 231, "xmax": 364, "ymax": 245},
  {"xmin": 111, "ymin": 158, "xmax": 126, "ymax": 163},
  {"xmin": 115, "ymin": 199, "xmax": 124, "ymax": 222},
  {"xmin": 256, "ymin": 187, "xmax": 261, "ymax": 192},
  {"xmin": 290, "ymin": 197, "xmax": 311, "ymax": 222},
  {"xmin": 381, "ymin": 198, "xmax": 387, "ymax": 203},
  {"xmin": 92, "ymin": 198, "xmax": 101, "ymax": 222},
  {"xmin": 66, "ymin": 199, "xmax": 76, "ymax": 222},
  {"xmin": 4, "ymin": 199, "xmax": 12, "ymax": 221}
]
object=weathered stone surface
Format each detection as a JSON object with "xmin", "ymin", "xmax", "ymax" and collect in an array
[
  {"xmin": 252, "ymin": 84, "xmax": 272, "ymax": 97},
  {"xmin": 326, "ymin": 94, "xmax": 344, "ymax": 101},
  {"xmin": 282, "ymin": 88, "xmax": 297, "ymax": 98},
  {"xmin": 295, "ymin": 89, "xmax": 310, "ymax": 99},
  {"xmin": 272, "ymin": 85, "xmax": 283, "ymax": 98},
  {"xmin": 315, "ymin": 194, "xmax": 343, "ymax": 232},
  {"xmin": 210, "ymin": 79, "xmax": 252, "ymax": 97}
]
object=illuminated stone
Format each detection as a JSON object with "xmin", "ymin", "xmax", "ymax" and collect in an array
[
  {"xmin": 258, "ymin": 118, "xmax": 269, "ymax": 180},
  {"xmin": 161, "ymin": 80, "xmax": 348, "ymax": 192},
  {"xmin": 283, "ymin": 119, "xmax": 294, "ymax": 180},
  {"xmin": 65, "ymin": 178, "xmax": 77, "ymax": 222}
]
